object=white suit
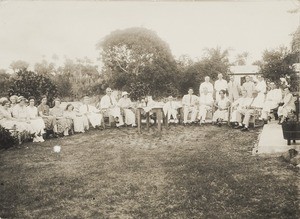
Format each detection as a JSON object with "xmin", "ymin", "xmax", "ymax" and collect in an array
[
  {"xmin": 261, "ymin": 88, "xmax": 282, "ymax": 120},
  {"xmin": 79, "ymin": 104, "xmax": 102, "ymax": 129},
  {"xmin": 163, "ymin": 100, "xmax": 182, "ymax": 122},
  {"xmin": 198, "ymin": 94, "xmax": 214, "ymax": 121},
  {"xmin": 182, "ymin": 94, "xmax": 198, "ymax": 123},
  {"xmin": 118, "ymin": 97, "xmax": 136, "ymax": 126},
  {"xmin": 100, "ymin": 95, "xmax": 124, "ymax": 126}
]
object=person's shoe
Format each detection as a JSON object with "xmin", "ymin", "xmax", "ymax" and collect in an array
[
  {"xmin": 234, "ymin": 125, "xmax": 243, "ymax": 129},
  {"xmin": 217, "ymin": 122, "xmax": 222, "ymax": 127},
  {"xmin": 132, "ymin": 124, "xmax": 137, "ymax": 127},
  {"xmin": 241, "ymin": 127, "xmax": 249, "ymax": 132}
]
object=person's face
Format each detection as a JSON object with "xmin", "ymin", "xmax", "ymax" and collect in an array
[
  {"xmin": 84, "ymin": 98, "xmax": 89, "ymax": 104},
  {"xmin": 11, "ymin": 98, "xmax": 16, "ymax": 104},
  {"xmin": 4, "ymin": 102, "xmax": 10, "ymax": 109},
  {"xmin": 245, "ymin": 77, "xmax": 250, "ymax": 82},
  {"xmin": 67, "ymin": 105, "xmax": 73, "ymax": 111},
  {"xmin": 19, "ymin": 100, "xmax": 25, "ymax": 106},
  {"xmin": 106, "ymin": 90, "xmax": 112, "ymax": 96},
  {"xmin": 188, "ymin": 89, "xmax": 193, "ymax": 95},
  {"xmin": 218, "ymin": 74, "xmax": 223, "ymax": 80},
  {"xmin": 205, "ymin": 77, "xmax": 209, "ymax": 82},
  {"xmin": 270, "ymin": 84, "xmax": 275, "ymax": 90},
  {"xmin": 42, "ymin": 98, "xmax": 47, "ymax": 104},
  {"xmin": 219, "ymin": 91, "xmax": 225, "ymax": 98},
  {"xmin": 29, "ymin": 99, "xmax": 35, "ymax": 106},
  {"xmin": 55, "ymin": 100, "xmax": 60, "ymax": 106}
]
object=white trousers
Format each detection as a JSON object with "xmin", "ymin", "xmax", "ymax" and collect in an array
[
  {"xmin": 183, "ymin": 106, "xmax": 198, "ymax": 123},
  {"xmin": 123, "ymin": 109, "xmax": 136, "ymax": 125},
  {"xmin": 198, "ymin": 105, "xmax": 211, "ymax": 121}
]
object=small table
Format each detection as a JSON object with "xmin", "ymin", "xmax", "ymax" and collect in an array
[{"xmin": 137, "ymin": 107, "xmax": 167, "ymax": 134}]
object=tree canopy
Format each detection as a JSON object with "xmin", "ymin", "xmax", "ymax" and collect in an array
[{"xmin": 97, "ymin": 27, "xmax": 179, "ymax": 99}]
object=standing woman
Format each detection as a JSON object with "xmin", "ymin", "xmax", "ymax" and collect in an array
[
  {"xmin": 278, "ymin": 87, "xmax": 295, "ymax": 124},
  {"xmin": 38, "ymin": 96, "xmax": 58, "ymax": 136},
  {"xmin": 50, "ymin": 98, "xmax": 72, "ymax": 136},
  {"xmin": 27, "ymin": 97, "xmax": 46, "ymax": 142}
]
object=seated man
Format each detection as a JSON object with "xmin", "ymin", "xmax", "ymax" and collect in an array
[
  {"xmin": 234, "ymin": 90, "xmax": 263, "ymax": 131},
  {"xmin": 198, "ymin": 87, "xmax": 214, "ymax": 124},
  {"xmin": 212, "ymin": 89, "xmax": 230, "ymax": 126},
  {"xmin": 163, "ymin": 96, "xmax": 181, "ymax": 124},
  {"xmin": 79, "ymin": 96, "xmax": 102, "ymax": 129},
  {"xmin": 260, "ymin": 82, "xmax": 282, "ymax": 122},
  {"xmin": 118, "ymin": 91, "xmax": 136, "ymax": 127},
  {"xmin": 230, "ymin": 90, "xmax": 252, "ymax": 125},
  {"xmin": 182, "ymin": 88, "xmax": 198, "ymax": 125},
  {"xmin": 100, "ymin": 87, "xmax": 124, "ymax": 127}
]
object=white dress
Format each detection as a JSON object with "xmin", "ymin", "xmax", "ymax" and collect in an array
[
  {"xmin": 79, "ymin": 104, "xmax": 102, "ymax": 129},
  {"xmin": 118, "ymin": 98, "xmax": 136, "ymax": 125},
  {"xmin": 63, "ymin": 110, "xmax": 86, "ymax": 133},
  {"xmin": 213, "ymin": 97, "xmax": 230, "ymax": 122},
  {"xmin": 26, "ymin": 106, "xmax": 46, "ymax": 135}
]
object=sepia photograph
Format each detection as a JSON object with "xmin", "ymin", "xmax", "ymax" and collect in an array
[{"xmin": 0, "ymin": 0, "xmax": 299, "ymax": 218}]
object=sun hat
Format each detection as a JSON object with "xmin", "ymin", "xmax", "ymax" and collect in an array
[{"xmin": 122, "ymin": 91, "xmax": 129, "ymax": 97}]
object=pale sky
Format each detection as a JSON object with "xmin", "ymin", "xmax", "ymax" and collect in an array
[{"xmin": 0, "ymin": 0, "xmax": 299, "ymax": 71}]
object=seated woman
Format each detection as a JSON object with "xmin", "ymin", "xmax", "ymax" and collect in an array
[
  {"xmin": 50, "ymin": 98, "xmax": 72, "ymax": 136},
  {"xmin": 27, "ymin": 97, "xmax": 46, "ymax": 142},
  {"xmin": 38, "ymin": 96, "xmax": 58, "ymax": 136},
  {"xmin": 0, "ymin": 100, "xmax": 31, "ymax": 134},
  {"xmin": 63, "ymin": 103, "xmax": 87, "ymax": 133},
  {"xmin": 278, "ymin": 87, "xmax": 295, "ymax": 124},
  {"xmin": 212, "ymin": 89, "xmax": 230, "ymax": 126},
  {"xmin": 118, "ymin": 92, "xmax": 137, "ymax": 127}
]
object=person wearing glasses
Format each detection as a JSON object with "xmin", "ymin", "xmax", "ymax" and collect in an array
[{"xmin": 100, "ymin": 87, "xmax": 124, "ymax": 127}]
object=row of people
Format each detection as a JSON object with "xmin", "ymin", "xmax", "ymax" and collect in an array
[
  {"xmin": 0, "ymin": 82, "xmax": 296, "ymax": 144},
  {"xmin": 199, "ymin": 74, "xmax": 267, "ymax": 103}
]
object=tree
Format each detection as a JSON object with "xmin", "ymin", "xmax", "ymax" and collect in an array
[
  {"xmin": 34, "ymin": 60, "xmax": 55, "ymax": 75},
  {"xmin": 9, "ymin": 60, "xmax": 29, "ymax": 73},
  {"xmin": 0, "ymin": 69, "xmax": 11, "ymax": 97},
  {"xmin": 235, "ymin": 52, "xmax": 249, "ymax": 66},
  {"xmin": 97, "ymin": 27, "xmax": 179, "ymax": 100},
  {"xmin": 9, "ymin": 70, "xmax": 58, "ymax": 105},
  {"xmin": 258, "ymin": 47, "xmax": 298, "ymax": 91}
]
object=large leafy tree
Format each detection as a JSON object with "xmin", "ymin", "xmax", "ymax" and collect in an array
[
  {"xmin": 96, "ymin": 27, "xmax": 179, "ymax": 100},
  {"xmin": 258, "ymin": 47, "xmax": 298, "ymax": 91},
  {"xmin": 8, "ymin": 70, "xmax": 58, "ymax": 105}
]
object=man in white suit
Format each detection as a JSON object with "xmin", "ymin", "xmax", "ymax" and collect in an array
[
  {"xmin": 214, "ymin": 73, "xmax": 228, "ymax": 101},
  {"xmin": 182, "ymin": 88, "xmax": 199, "ymax": 124},
  {"xmin": 199, "ymin": 76, "xmax": 214, "ymax": 96},
  {"xmin": 79, "ymin": 96, "xmax": 102, "ymax": 129},
  {"xmin": 100, "ymin": 87, "xmax": 124, "ymax": 127}
]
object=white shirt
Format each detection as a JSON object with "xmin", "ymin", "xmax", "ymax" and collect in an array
[
  {"xmin": 256, "ymin": 80, "xmax": 267, "ymax": 94},
  {"xmin": 232, "ymin": 97, "xmax": 252, "ymax": 110},
  {"xmin": 199, "ymin": 94, "xmax": 214, "ymax": 106},
  {"xmin": 118, "ymin": 98, "xmax": 133, "ymax": 108},
  {"xmin": 79, "ymin": 104, "xmax": 99, "ymax": 114},
  {"xmin": 266, "ymin": 89, "xmax": 282, "ymax": 103},
  {"xmin": 182, "ymin": 94, "xmax": 198, "ymax": 107},
  {"xmin": 100, "ymin": 95, "xmax": 118, "ymax": 109},
  {"xmin": 199, "ymin": 82, "xmax": 214, "ymax": 95},
  {"xmin": 214, "ymin": 79, "xmax": 228, "ymax": 92}
]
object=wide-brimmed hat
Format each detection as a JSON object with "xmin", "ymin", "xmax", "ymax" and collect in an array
[
  {"xmin": 17, "ymin": 96, "xmax": 26, "ymax": 103},
  {"xmin": 122, "ymin": 91, "xmax": 129, "ymax": 97}
]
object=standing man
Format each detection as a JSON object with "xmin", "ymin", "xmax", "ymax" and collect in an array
[
  {"xmin": 214, "ymin": 73, "xmax": 228, "ymax": 101},
  {"xmin": 100, "ymin": 87, "xmax": 124, "ymax": 127},
  {"xmin": 242, "ymin": 76, "xmax": 255, "ymax": 98},
  {"xmin": 199, "ymin": 76, "xmax": 214, "ymax": 96},
  {"xmin": 182, "ymin": 88, "xmax": 199, "ymax": 125},
  {"xmin": 255, "ymin": 75, "xmax": 267, "ymax": 104},
  {"xmin": 227, "ymin": 76, "xmax": 240, "ymax": 102}
]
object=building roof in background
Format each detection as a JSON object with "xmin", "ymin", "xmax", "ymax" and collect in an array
[{"xmin": 229, "ymin": 65, "xmax": 260, "ymax": 75}]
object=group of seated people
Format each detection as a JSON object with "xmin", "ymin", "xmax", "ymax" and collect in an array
[{"xmin": 0, "ymin": 74, "xmax": 297, "ymax": 144}]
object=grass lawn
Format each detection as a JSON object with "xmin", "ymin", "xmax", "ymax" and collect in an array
[{"xmin": 0, "ymin": 125, "xmax": 299, "ymax": 218}]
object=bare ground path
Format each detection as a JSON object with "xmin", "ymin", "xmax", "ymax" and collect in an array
[{"xmin": 0, "ymin": 125, "xmax": 299, "ymax": 218}]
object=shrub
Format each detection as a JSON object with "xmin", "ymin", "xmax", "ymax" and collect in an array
[{"xmin": 0, "ymin": 125, "xmax": 18, "ymax": 149}]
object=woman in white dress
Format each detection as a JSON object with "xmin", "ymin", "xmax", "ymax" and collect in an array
[
  {"xmin": 278, "ymin": 87, "xmax": 296, "ymax": 124},
  {"xmin": 63, "ymin": 104, "xmax": 86, "ymax": 133},
  {"xmin": 0, "ymin": 100, "xmax": 31, "ymax": 133},
  {"xmin": 27, "ymin": 97, "xmax": 46, "ymax": 142},
  {"xmin": 118, "ymin": 92, "xmax": 137, "ymax": 127},
  {"xmin": 212, "ymin": 89, "xmax": 230, "ymax": 126}
]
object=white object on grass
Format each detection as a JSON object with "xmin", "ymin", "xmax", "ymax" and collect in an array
[{"xmin": 53, "ymin": 145, "xmax": 61, "ymax": 153}]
